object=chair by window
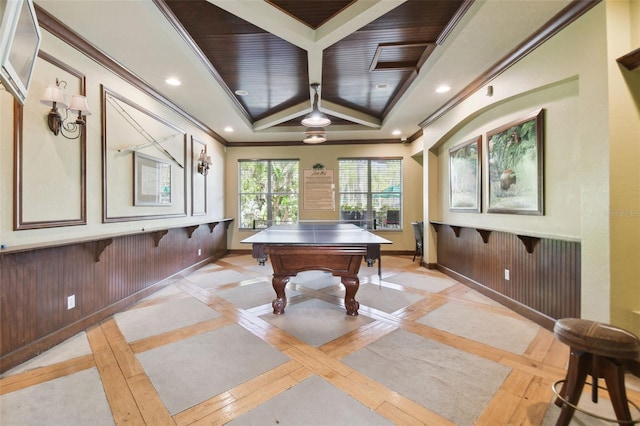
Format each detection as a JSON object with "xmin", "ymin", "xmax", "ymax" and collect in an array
[
  {"xmin": 386, "ymin": 209, "xmax": 400, "ymax": 227},
  {"xmin": 411, "ymin": 221, "xmax": 423, "ymax": 262}
]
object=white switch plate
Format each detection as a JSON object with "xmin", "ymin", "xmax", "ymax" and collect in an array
[
  {"xmin": 504, "ymin": 269, "xmax": 510, "ymax": 280},
  {"xmin": 198, "ymin": 248, "xmax": 202, "ymax": 256},
  {"xmin": 67, "ymin": 294, "xmax": 76, "ymax": 310}
]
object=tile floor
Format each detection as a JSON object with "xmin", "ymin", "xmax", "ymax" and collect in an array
[{"xmin": 1, "ymin": 254, "xmax": 638, "ymax": 425}]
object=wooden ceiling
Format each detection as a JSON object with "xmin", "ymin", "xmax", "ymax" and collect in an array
[{"xmin": 161, "ymin": 0, "xmax": 465, "ymax": 130}]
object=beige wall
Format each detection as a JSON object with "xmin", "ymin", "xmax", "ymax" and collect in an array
[
  {"xmin": 0, "ymin": 26, "xmax": 225, "ymax": 248},
  {"xmin": 421, "ymin": 2, "xmax": 639, "ymax": 333},
  {"xmin": 224, "ymin": 143, "xmax": 423, "ymax": 251},
  {"xmin": 606, "ymin": 0, "xmax": 640, "ymax": 333}
]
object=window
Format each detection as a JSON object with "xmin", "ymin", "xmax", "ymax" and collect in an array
[
  {"xmin": 339, "ymin": 158, "xmax": 402, "ymax": 229},
  {"xmin": 238, "ymin": 159, "xmax": 299, "ymax": 229}
]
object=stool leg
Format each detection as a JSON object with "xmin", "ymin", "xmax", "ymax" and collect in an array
[
  {"xmin": 600, "ymin": 357, "xmax": 632, "ymax": 424},
  {"xmin": 556, "ymin": 349, "xmax": 591, "ymax": 426}
]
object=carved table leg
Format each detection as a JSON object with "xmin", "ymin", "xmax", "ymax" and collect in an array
[
  {"xmin": 272, "ymin": 275, "xmax": 289, "ymax": 314},
  {"xmin": 342, "ymin": 275, "xmax": 360, "ymax": 316}
]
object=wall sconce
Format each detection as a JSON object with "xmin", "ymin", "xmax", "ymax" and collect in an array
[
  {"xmin": 197, "ymin": 148, "xmax": 211, "ymax": 176},
  {"xmin": 40, "ymin": 79, "xmax": 91, "ymax": 139}
]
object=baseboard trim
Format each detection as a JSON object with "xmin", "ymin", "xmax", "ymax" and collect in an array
[{"xmin": 436, "ymin": 264, "xmax": 556, "ymax": 331}]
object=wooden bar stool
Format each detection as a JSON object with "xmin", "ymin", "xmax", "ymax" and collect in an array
[{"xmin": 552, "ymin": 318, "xmax": 640, "ymax": 425}]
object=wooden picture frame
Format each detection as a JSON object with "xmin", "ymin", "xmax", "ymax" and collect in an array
[
  {"xmin": 486, "ymin": 109, "xmax": 544, "ymax": 214},
  {"xmin": 134, "ymin": 152, "xmax": 172, "ymax": 206},
  {"xmin": 449, "ymin": 136, "xmax": 481, "ymax": 212}
]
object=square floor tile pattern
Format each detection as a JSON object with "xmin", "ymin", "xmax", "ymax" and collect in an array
[
  {"xmin": 2, "ymin": 255, "xmax": 610, "ymax": 425},
  {"xmin": 2, "ymin": 332, "xmax": 92, "ymax": 376},
  {"xmin": 115, "ymin": 296, "xmax": 222, "ymax": 342},
  {"xmin": 217, "ymin": 279, "xmax": 301, "ymax": 310},
  {"xmin": 342, "ymin": 328, "xmax": 512, "ymax": 425},
  {"xmin": 382, "ymin": 271, "xmax": 457, "ymax": 292},
  {"xmin": 260, "ymin": 298, "xmax": 374, "ymax": 347},
  {"xmin": 136, "ymin": 324, "xmax": 290, "ymax": 414},
  {"xmin": 0, "ymin": 368, "xmax": 113, "ymax": 426},
  {"xmin": 333, "ymin": 282, "xmax": 425, "ymax": 313},
  {"xmin": 228, "ymin": 375, "xmax": 393, "ymax": 425},
  {"xmin": 416, "ymin": 301, "xmax": 539, "ymax": 354},
  {"xmin": 190, "ymin": 269, "xmax": 255, "ymax": 289}
]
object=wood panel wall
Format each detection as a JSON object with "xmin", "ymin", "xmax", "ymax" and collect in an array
[
  {"xmin": 0, "ymin": 221, "xmax": 231, "ymax": 373},
  {"xmin": 432, "ymin": 223, "xmax": 580, "ymax": 329}
]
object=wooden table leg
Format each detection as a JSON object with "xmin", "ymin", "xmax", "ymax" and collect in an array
[
  {"xmin": 342, "ymin": 275, "xmax": 360, "ymax": 316},
  {"xmin": 272, "ymin": 276, "xmax": 289, "ymax": 314}
]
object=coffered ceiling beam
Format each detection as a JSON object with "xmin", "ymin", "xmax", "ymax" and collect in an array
[
  {"xmin": 252, "ymin": 102, "xmax": 310, "ymax": 131},
  {"xmin": 321, "ymin": 100, "xmax": 381, "ymax": 129}
]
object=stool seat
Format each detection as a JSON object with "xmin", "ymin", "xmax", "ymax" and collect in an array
[
  {"xmin": 554, "ymin": 318, "xmax": 640, "ymax": 359},
  {"xmin": 553, "ymin": 318, "xmax": 640, "ymax": 425}
]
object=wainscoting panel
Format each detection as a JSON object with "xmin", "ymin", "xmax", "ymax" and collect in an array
[
  {"xmin": 0, "ymin": 220, "xmax": 232, "ymax": 372},
  {"xmin": 433, "ymin": 223, "xmax": 580, "ymax": 328}
]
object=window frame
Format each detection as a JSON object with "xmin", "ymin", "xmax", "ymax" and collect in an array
[
  {"xmin": 238, "ymin": 158, "xmax": 300, "ymax": 230},
  {"xmin": 338, "ymin": 157, "xmax": 403, "ymax": 230}
]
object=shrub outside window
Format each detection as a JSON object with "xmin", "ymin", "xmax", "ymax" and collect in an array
[
  {"xmin": 238, "ymin": 159, "xmax": 299, "ymax": 229},
  {"xmin": 339, "ymin": 158, "xmax": 402, "ymax": 229}
]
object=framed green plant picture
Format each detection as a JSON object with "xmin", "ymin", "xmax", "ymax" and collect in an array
[
  {"xmin": 449, "ymin": 136, "xmax": 481, "ymax": 212},
  {"xmin": 486, "ymin": 109, "xmax": 544, "ymax": 214}
]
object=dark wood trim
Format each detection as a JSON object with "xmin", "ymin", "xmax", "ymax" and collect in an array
[
  {"xmin": 476, "ymin": 229, "xmax": 491, "ymax": 244},
  {"xmin": 516, "ymin": 235, "xmax": 540, "ymax": 254},
  {"xmin": 436, "ymin": 0, "xmax": 476, "ymax": 45},
  {"xmin": 617, "ymin": 47, "xmax": 640, "ymax": 71},
  {"xmin": 34, "ymin": 4, "xmax": 226, "ymax": 145},
  {"xmin": 82, "ymin": 238, "xmax": 113, "ymax": 262},
  {"xmin": 151, "ymin": 230, "xmax": 169, "ymax": 247},
  {"xmin": 14, "ymin": 52, "xmax": 87, "ymax": 230},
  {"xmin": 184, "ymin": 225, "xmax": 199, "ymax": 239},
  {"xmin": 226, "ymin": 138, "xmax": 406, "ymax": 147},
  {"xmin": 227, "ymin": 248, "xmax": 416, "ymax": 257},
  {"xmin": 419, "ymin": 0, "xmax": 601, "ymax": 129}
]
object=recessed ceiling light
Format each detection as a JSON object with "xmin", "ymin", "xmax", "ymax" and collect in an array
[
  {"xmin": 165, "ymin": 77, "xmax": 181, "ymax": 86},
  {"xmin": 435, "ymin": 85, "xmax": 451, "ymax": 93},
  {"xmin": 235, "ymin": 89, "xmax": 248, "ymax": 96},
  {"xmin": 392, "ymin": 129, "xmax": 401, "ymax": 136},
  {"xmin": 224, "ymin": 126, "xmax": 234, "ymax": 132}
]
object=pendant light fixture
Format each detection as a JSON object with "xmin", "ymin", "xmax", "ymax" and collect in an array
[
  {"xmin": 301, "ymin": 83, "xmax": 331, "ymax": 127},
  {"xmin": 302, "ymin": 128, "xmax": 327, "ymax": 144}
]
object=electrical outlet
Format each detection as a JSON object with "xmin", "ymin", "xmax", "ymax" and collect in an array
[
  {"xmin": 504, "ymin": 269, "xmax": 510, "ymax": 280},
  {"xmin": 198, "ymin": 248, "xmax": 202, "ymax": 256},
  {"xmin": 67, "ymin": 294, "xmax": 76, "ymax": 310}
]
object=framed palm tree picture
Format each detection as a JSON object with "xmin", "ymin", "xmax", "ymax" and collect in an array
[{"xmin": 486, "ymin": 109, "xmax": 544, "ymax": 215}]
